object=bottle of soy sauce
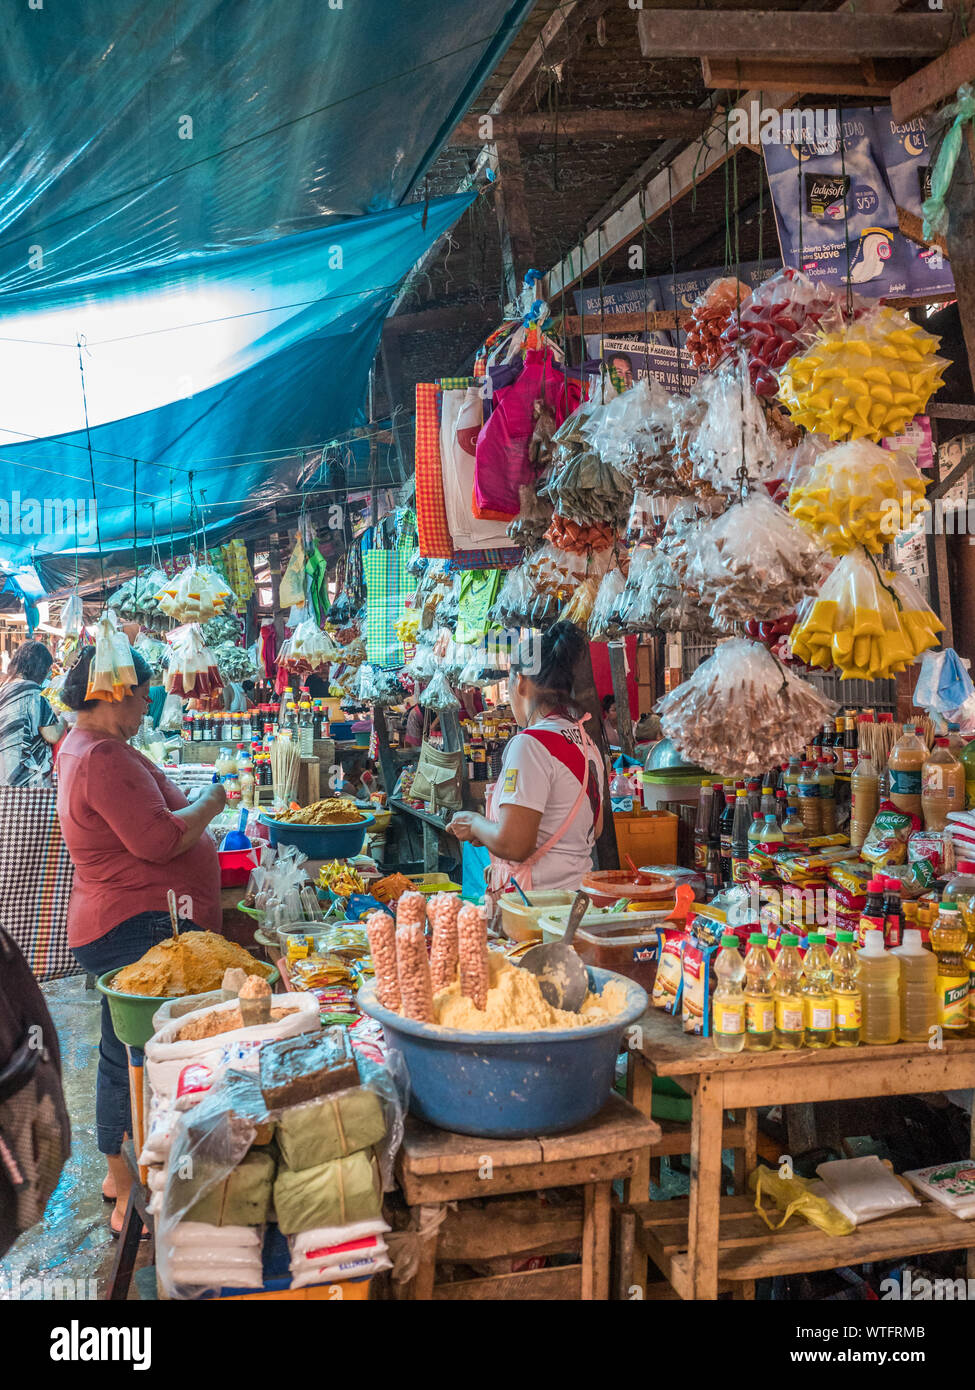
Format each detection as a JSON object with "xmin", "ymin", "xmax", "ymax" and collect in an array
[{"xmin": 718, "ymin": 791, "xmax": 736, "ymax": 885}]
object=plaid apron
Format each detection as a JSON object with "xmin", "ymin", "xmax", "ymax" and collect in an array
[{"xmin": 0, "ymin": 787, "xmax": 78, "ymax": 981}]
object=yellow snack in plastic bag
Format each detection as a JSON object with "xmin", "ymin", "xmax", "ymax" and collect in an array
[
  {"xmin": 749, "ymin": 1166, "xmax": 855, "ymax": 1236},
  {"xmin": 787, "ymin": 438, "xmax": 926, "ymax": 554},
  {"xmin": 780, "ymin": 306, "xmax": 947, "ymax": 444}
]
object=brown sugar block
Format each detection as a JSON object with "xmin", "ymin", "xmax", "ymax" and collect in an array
[{"xmin": 259, "ymin": 1026, "xmax": 359, "ymax": 1109}]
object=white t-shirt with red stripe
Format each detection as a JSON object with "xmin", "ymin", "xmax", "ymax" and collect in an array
[{"xmin": 494, "ymin": 715, "xmax": 601, "ymax": 890}]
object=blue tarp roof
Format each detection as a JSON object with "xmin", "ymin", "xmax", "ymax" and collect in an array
[{"xmin": 0, "ymin": 0, "xmax": 531, "ymax": 566}]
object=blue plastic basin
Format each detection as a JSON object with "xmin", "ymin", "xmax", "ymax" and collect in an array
[
  {"xmin": 358, "ymin": 966, "xmax": 648, "ymax": 1138},
  {"xmin": 259, "ymin": 812, "xmax": 373, "ymax": 859}
]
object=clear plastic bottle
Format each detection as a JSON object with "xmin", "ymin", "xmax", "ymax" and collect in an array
[
  {"xmin": 760, "ymin": 784, "xmax": 777, "ymax": 820},
  {"xmin": 712, "ymin": 934, "xmax": 746, "ymax": 1053},
  {"xmin": 962, "ymin": 738, "xmax": 975, "ymax": 810},
  {"xmin": 694, "ymin": 783, "xmax": 715, "ymax": 876},
  {"xmin": 850, "ymin": 751, "xmax": 879, "ymax": 851},
  {"xmin": 888, "ymin": 723, "xmax": 926, "ymax": 818},
  {"xmin": 942, "ymin": 860, "xmax": 975, "ymax": 932},
  {"xmin": 758, "ymin": 812, "xmax": 784, "ymax": 849},
  {"xmin": 783, "ymin": 756, "xmax": 801, "ymax": 805},
  {"xmin": 832, "ymin": 931, "xmax": 862, "ymax": 1047},
  {"xmin": 802, "ymin": 932, "xmax": 835, "ymax": 1047},
  {"xmin": 816, "ymin": 758, "xmax": 836, "ymax": 834},
  {"xmin": 857, "ymin": 931, "xmax": 900, "ymax": 1044},
  {"xmin": 797, "ymin": 761, "xmax": 821, "ymax": 835},
  {"xmin": 921, "ymin": 736, "xmax": 965, "ymax": 832},
  {"xmin": 747, "ymin": 811, "xmax": 764, "ymax": 851},
  {"xmin": 930, "ymin": 903, "xmax": 970, "ymax": 1037},
  {"xmin": 781, "ymin": 804, "xmax": 804, "ymax": 841},
  {"xmin": 773, "ymin": 933, "xmax": 805, "ymax": 1050},
  {"xmin": 892, "ymin": 928, "xmax": 938, "ymax": 1043},
  {"xmin": 744, "ymin": 932, "xmax": 775, "ymax": 1051}
]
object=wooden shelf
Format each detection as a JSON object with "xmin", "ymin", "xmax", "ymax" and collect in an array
[
  {"xmin": 389, "ymin": 798, "xmax": 452, "ymax": 832},
  {"xmin": 634, "ymin": 1193, "xmax": 975, "ymax": 1295}
]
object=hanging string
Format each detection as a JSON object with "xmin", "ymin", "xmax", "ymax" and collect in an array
[
  {"xmin": 132, "ymin": 459, "xmax": 140, "ymax": 607},
  {"xmin": 797, "ymin": 141, "xmax": 804, "ymax": 271},
  {"xmin": 731, "ymin": 70, "xmax": 749, "ymax": 506},
  {"xmin": 76, "ymin": 336, "xmax": 106, "ymax": 593},
  {"xmin": 666, "ymin": 164, "xmax": 684, "ymax": 396},
  {"xmin": 199, "ymin": 487, "xmax": 210, "ymax": 561},
  {"xmin": 838, "ymin": 104, "xmax": 854, "ymax": 318},
  {"xmin": 639, "ymin": 187, "xmax": 650, "ymax": 346},
  {"xmin": 757, "ymin": 91, "xmax": 766, "ymax": 269},
  {"xmin": 168, "ymin": 471, "xmax": 175, "ymax": 569},
  {"xmin": 723, "ymin": 112, "xmax": 732, "ymax": 275}
]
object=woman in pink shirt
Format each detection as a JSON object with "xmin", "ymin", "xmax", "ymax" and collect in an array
[{"xmin": 57, "ymin": 646, "xmax": 226, "ymax": 1235}]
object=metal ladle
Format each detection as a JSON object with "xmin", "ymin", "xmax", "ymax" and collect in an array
[{"xmin": 516, "ymin": 889, "xmax": 592, "ymax": 1012}]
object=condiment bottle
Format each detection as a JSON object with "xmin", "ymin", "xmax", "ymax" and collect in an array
[
  {"xmin": 887, "ymin": 723, "xmax": 926, "ymax": 818},
  {"xmin": 850, "ymin": 751, "xmax": 879, "ymax": 851},
  {"xmin": 881, "ymin": 876, "xmax": 905, "ymax": 948},
  {"xmin": 782, "ymin": 756, "xmax": 801, "ymax": 804},
  {"xmin": 832, "ymin": 931, "xmax": 861, "ymax": 1047},
  {"xmin": 842, "ymin": 711, "xmax": 858, "ymax": 772},
  {"xmin": 802, "ymin": 933, "xmax": 835, "ymax": 1048},
  {"xmin": 797, "ymin": 761, "xmax": 821, "ymax": 834},
  {"xmin": 760, "ymin": 783, "xmax": 776, "ymax": 820},
  {"xmin": 961, "ymin": 738, "xmax": 975, "ymax": 810},
  {"xmin": 773, "ymin": 933, "xmax": 805, "ymax": 1050},
  {"xmin": 781, "ymin": 804, "xmax": 804, "ymax": 840},
  {"xmin": 892, "ymin": 928, "xmax": 938, "ymax": 1043},
  {"xmin": 730, "ymin": 789, "xmax": 751, "ymax": 883},
  {"xmin": 747, "ymin": 810, "xmax": 764, "ymax": 851},
  {"xmin": 718, "ymin": 791, "xmax": 736, "ymax": 885},
  {"xmin": 712, "ymin": 935, "xmax": 746, "ymax": 1053},
  {"xmin": 857, "ymin": 931, "xmax": 900, "ymax": 1045},
  {"xmin": 858, "ymin": 878, "xmax": 887, "ymax": 947},
  {"xmin": 816, "ymin": 757, "xmax": 836, "ymax": 834},
  {"xmin": 942, "ymin": 860, "xmax": 975, "ymax": 931},
  {"xmin": 921, "ymin": 736, "xmax": 965, "ymax": 831},
  {"xmin": 758, "ymin": 811, "xmax": 784, "ymax": 850},
  {"xmin": 744, "ymin": 932, "xmax": 775, "ymax": 1052},
  {"xmin": 694, "ymin": 783, "xmax": 715, "ymax": 875},
  {"xmin": 930, "ymin": 903, "xmax": 970, "ymax": 1037}
]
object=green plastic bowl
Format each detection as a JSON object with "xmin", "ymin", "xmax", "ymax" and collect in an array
[{"xmin": 96, "ymin": 964, "xmax": 280, "ymax": 1051}]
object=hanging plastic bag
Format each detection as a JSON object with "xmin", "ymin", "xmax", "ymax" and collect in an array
[
  {"xmin": 279, "ymin": 536, "xmax": 307, "ymax": 608},
  {"xmin": 688, "ymin": 356, "xmax": 787, "ymax": 495},
  {"xmin": 419, "ymin": 669, "xmax": 460, "ymax": 712},
  {"xmin": 913, "ymin": 648, "xmax": 975, "ymax": 720},
  {"xmin": 163, "ymin": 625, "xmax": 223, "ymax": 700},
  {"xmin": 156, "ymin": 563, "xmax": 233, "ymax": 624},
  {"xmin": 589, "ymin": 569, "xmax": 627, "ymax": 641},
  {"xmin": 86, "ymin": 611, "xmax": 139, "ymax": 703},
  {"xmin": 61, "ymin": 593, "xmax": 83, "ymax": 637},
  {"xmin": 788, "ymin": 438, "xmax": 927, "ymax": 554}
]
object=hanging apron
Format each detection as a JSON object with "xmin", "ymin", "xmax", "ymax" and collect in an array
[{"xmin": 485, "ymin": 715, "xmax": 601, "ymax": 919}]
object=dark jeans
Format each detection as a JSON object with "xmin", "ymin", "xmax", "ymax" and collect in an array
[{"xmin": 73, "ymin": 911, "xmax": 203, "ymax": 1156}]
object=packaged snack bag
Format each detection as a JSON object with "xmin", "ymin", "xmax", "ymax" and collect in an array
[{"xmin": 860, "ymin": 802, "xmax": 921, "ymax": 866}]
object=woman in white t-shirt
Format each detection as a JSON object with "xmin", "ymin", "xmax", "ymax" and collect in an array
[{"xmin": 448, "ymin": 623, "xmax": 603, "ymax": 903}]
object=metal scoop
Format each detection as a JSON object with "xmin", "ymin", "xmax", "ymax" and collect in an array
[{"xmin": 516, "ymin": 890, "xmax": 592, "ymax": 1013}]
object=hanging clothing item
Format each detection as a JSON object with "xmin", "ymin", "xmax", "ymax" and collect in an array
[
  {"xmin": 473, "ymin": 348, "xmax": 581, "ymax": 522},
  {"xmin": 415, "ymin": 383, "xmax": 453, "ymax": 559},
  {"xmin": 259, "ymin": 621, "xmax": 277, "ymax": 679},
  {"xmin": 440, "ymin": 388, "xmax": 511, "ymax": 551},
  {"xmin": 455, "ymin": 569, "xmax": 504, "ymax": 646},
  {"xmin": 363, "ymin": 545, "xmax": 410, "ymax": 670}
]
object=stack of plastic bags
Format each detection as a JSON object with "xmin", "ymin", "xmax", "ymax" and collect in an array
[
  {"xmin": 86, "ymin": 610, "xmax": 139, "ymax": 703},
  {"xmin": 685, "ymin": 277, "xmax": 751, "ymax": 371},
  {"xmin": 656, "ymin": 637, "xmax": 836, "ymax": 778},
  {"xmin": 278, "ymin": 619, "xmax": 340, "ymax": 676},
  {"xmin": 790, "ymin": 549, "xmax": 943, "ymax": 679},
  {"xmin": 688, "ymin": 358, "xmax": 789, "ymax": 495},
  {"xmin": 163, "ymin": 624, "xmax": 223, "ymax": 700},
  {"xmin": 721, "ymin": 267, "xmax": 836, "ymax": 397},
  {"xmin": 155, "ymin": 562, "xmax": 233, "ymax": 624},
  {"xmin": 788, "ymin": 438, "xmax": 927, "ymax": 553}
]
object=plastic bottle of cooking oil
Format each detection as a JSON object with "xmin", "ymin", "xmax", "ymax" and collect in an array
[
  {"xmin": 857, "ymin": 930, "xmax": 900, "ymax": 1045},
  {"xmin": 773, "ymin": 933, "xmax": 805, "ymax": 1050},
  {"xmin": 744, "ymin": 931, "xmax": 775, "ymax": 1052},
  {"xmin": 802, "ymin": 932, "xmax": 835, "ymax": 1048},
  {"xmin": 892, "ymin": 928, "xmax": 938, "ymax": 1043},
  {"xmin": 712, "ymin": 934, "xmax": 746, "ymax": 1053},
  {"xmin": 831, "ymin": 931, "xmax": 861, "ymax": 1046},
  {"xmin": 931, "ymin": 903, "xmax": 970, "ymax": 1038}
]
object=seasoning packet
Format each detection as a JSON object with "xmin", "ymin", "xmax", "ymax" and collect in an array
[
  {"xmin": 861, "ymin": 802, "xmax": 921, "ymax": 866},
  {"xmin": 681, "ymin": 939, "xmax": 717, "ymax": 1036},
  {"xmin": 652, "ymin": 929, "xmax": 685, "ymax": 1013}
]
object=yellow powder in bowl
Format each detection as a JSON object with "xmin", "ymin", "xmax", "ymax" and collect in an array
[{"xmin": 432, "ymin": 954, "xmax": 629, "ymax": 1032}]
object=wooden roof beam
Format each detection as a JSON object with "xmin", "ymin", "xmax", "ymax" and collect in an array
[
  {"xmin": 450, "ymin": 108, "xmax": 711, "ymax": 144},
  {"xmin": 890, "ymin": 32, "xmax": 975, "ymax": 121},
  {"xmin": 637, "ymin": 8, "xmax": 957, "ymax": 61}
]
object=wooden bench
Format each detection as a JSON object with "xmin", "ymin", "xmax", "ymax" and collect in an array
[{"xmin": 393, "ymin": 1093, "xmax": 659, "ymax": 1300}]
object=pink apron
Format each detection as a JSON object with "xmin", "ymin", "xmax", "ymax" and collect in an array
[{"xmin": 485, "ymin": 715, "xmax": 601, "ymax": 915}]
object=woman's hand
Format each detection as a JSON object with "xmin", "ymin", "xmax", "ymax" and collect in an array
[{"xmin": 448, "ymin": 812, "xmax": 478, "ymax": 843}]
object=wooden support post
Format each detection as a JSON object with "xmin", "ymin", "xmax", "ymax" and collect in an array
[
  {"xmin": 492, "ymin": 135, "xmax": 536, "ymax": 309},
  {"xmin": 607, "ymin": 640, "xmax": 636, "ymax": 759},
  {"xmin": 372, "ymin": 706, "xmax": 399, "ymax": 800},
  {"xmin": 946, "ymin": 127, "xmax": 975, "ymax": 399},
  {"xmin": 573, "ymin": 641, "xmax": 619, "ymax": 870}
]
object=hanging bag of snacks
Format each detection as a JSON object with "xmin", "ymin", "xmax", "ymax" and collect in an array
[{"xmin": 86, "ymin": 611, "xmax": 139, "ymax": 703}]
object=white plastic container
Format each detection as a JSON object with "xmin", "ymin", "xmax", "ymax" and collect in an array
[{"xmin": 498, "ymin": 889, "xmax": 575, "ymax": 942}]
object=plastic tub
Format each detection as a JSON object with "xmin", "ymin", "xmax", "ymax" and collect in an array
[
  {"xmin": 358, "ymin": 967, "xmax": 647, "ymax": 1137},
  {"xmin": 581, "ymin": 868, "xmax": 676, "ymax": 909},
  {"xmin": 611, "ymin": 808, "xmax": 679, "ymax": 865},
  {"xmin": 573, "ymin": 916, "xmax": 666, "ymax": 995},
  {"xmin": 259, "ymin": 811, "xmax": 373, "ymax": 858},
  {"xmin": 218, "ymin": 848, "xmax": 259, "ymax": 888},
  {"xmin": 498, "ymin": 889, "xmax": 575, "ymax": 943},
  {"xmin": 96, "ymin": 964, "xmax": 280, "ymax": 1050}
]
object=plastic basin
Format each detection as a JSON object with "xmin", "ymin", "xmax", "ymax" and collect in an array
[
  {"xmin": 358, "ymin": 967, "xmax": 648, "ymax": 1138},
  {"xmin": 259, "ymin": 811, "xmax": 373, "ymax": 859},
  {"xmin": 96, "ymin": 964, "xmax": 279, "ymax": 1050},
  {"xmin": 498, "ymin": 889, "xmax": 575, "ymax": 943}
]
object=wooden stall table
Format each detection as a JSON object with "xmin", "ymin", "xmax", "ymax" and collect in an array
[
  {"xmin": 393, "ymin": 1093, "xmax": 659, "ymax": 1300},
  {"xmin": 625, "ymin": 1009, "xmax": 975, "ymax": 1301}
]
